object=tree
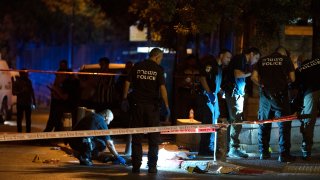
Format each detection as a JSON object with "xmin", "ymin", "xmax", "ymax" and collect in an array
[
  {"xmin": 92, "ymin": 0, "xmax": 131, "ymax": 41},
  {"xmin": 311, "ymin": 0, "xmax": 320, "ymax": 58},
  {"xmin": 240, "ymin": 0, "xmax": 311, "ymax": 52},
  {"xmin": 128, "ymin": 0, "xmax": 226, "ymax": 61},
  {"xmin": 0, "ymin": 0, "xmax": 111, "ymax": 66},
  {"xmin": 41, "ymin": 0, "xmax": 111, "ymax": 44}
]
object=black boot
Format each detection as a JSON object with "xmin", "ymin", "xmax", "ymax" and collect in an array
[
  {"xmin": 260, "ymin": 152, "xmax": 271, "ymax": 160},
  {"xmin": 278, "ymin": 153, "xmax": 296, "ymax": 163},
  {"xmin": 302, "ymin": 151, "xmax": 311, "ymax": 161}
]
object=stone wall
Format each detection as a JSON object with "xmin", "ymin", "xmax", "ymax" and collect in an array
[
  {"xmin": 242, "ymin": 85, "xmax": 319, "ymax": 153},
  {"xmin": 239, "ymin": 118, "xmax": 320, "ymax": 153}
]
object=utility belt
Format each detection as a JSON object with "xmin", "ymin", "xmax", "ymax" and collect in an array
[
  {"xmin": 179, "ymin": 86, "xmax": 202, "ymax": 95},
  {"xmin": 200, "ymin": 90, "xmax": 217, "ymax": 95},
  {"xmin": 178, "ymin": 87, "xmax": 193, "ymax": 94},
  {"xmin": 262, "ymin": 88, "xmax": 288, "ymax": 99}
]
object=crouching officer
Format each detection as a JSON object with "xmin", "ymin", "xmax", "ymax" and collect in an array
[
  {"xmin": 68, "ymin": 109, "xmax": 125, "ymax": 166},
  {"xmin": 196, "ymin": 50, "xmax": 231, "ymax": 158}
]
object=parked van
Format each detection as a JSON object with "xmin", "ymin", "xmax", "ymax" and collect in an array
[
  {"xmin": 79, "ymin": 63, "xmax": 126, "ymax": 127},
  {"xmin": 78, "ymin": 63, "xmax": 126, "ymax": 101},
  {"xmin": 80, "ymin": 63, "xmax": 126, "ymax": 72},
  {"xmin": 0, "ymin": 59, "xmax": 17, "ymax": 122}
]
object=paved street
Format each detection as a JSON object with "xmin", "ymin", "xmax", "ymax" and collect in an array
[{"xmin": 0, "ymin": 110, "xmax": 320, "ymax": 179}]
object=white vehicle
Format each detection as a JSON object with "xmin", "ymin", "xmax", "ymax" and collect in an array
[
  {"xmin": 0, "ymin": 59, "xmax": 17, "ymax": 122},
  {"xmin": 80, "ymin": 63, "xmax": 126, "ymax": 71}
]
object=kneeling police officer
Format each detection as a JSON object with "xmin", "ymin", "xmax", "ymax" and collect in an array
[{"xmin": 68, "ymin": 109, "xmax": 125, "ymax": 166}]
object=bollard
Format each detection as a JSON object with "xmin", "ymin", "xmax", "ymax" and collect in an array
[
  {"xmin": 176, "ymin": 118, "xmax": 201, "ymax": 152},
  {"xmin": 62, "ymin": 113, "xmax": 72, "ymax": 131}
]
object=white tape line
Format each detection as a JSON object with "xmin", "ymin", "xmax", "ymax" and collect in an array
[
  {"xmin": 160, "ymin": 127, "xmax": 216, "ymax": 134},
  {"xmin": 0, "ymin": 68, "xmax": 122, "ymax": 76},
  {"xmin": 0, "ymin": 124, "xmax": 223, "ymax": 142},
  {"xmin": 0, "ymin": 115, "xmax": 305, "ymax": 142}
]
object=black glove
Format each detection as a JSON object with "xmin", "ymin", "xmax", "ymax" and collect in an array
[
  {"xmin": 290, "ymin": 97, "xmax": 304, "ymax": 114},
  {"xmin": 113, "ymin": 156, "xmax": 126, "ymax": 165}
]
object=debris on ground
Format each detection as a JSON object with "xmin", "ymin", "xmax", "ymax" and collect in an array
[
  {"xmin": 215, "ymin": 165, "xmax": 238, "ymax": 174},
  {"xmin": 50, "ymin": 147, "xmax": 61, "ymax": 150},
  {"xmin": 32, "ymin": 154, "xmax": 42, "ymax": 163},
  {"xmin": 32, "ymin": 154, "xmax": 60, "ymax": 164},
  {"xmin": 186, "ymin": 166, "xmax": 208, "ymax": 173},
  {"xmin": 43, "ymin": 159, "xmax": 60, "ymax": 164}
]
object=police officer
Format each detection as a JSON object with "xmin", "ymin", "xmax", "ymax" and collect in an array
[
  {"xmin": 122, "ymin": 48, "xmax": 170, "ymax": 174},
  {"xmin": 68, "ymin": 109, "xmax": 125, "ymax": 166},
  {"xmin": 44, "ymin": 60, "xmax": 71, "ymax": 132},
  {"xmin": 12, "ymin": 70, "xmax": 36, "ymax": 133},
  {"xmin": 224, "ymin": 47, "xmax": 260, "ymax": 158},
  {"xmin": 197, "ymin": 50, "xmax": 232, "ymax": 158},
  {"xmin": 251, "ymin": 47, "xmax": 295, "ymax": 162},
  {"xmin": 295, "ymin": 57, "xmax": 320, "ymax": 161}
]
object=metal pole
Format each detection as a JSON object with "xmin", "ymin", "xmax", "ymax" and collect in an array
[{"xmin": 68, "ymin": 0, "xmax": 75, "ymax": 69}]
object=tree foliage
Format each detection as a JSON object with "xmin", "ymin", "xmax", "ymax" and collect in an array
[
  {"xmin": 0, "ymin": 0, "xmax": 112, "ymax": 47},
  {"xmin": 43, "ymin": 0, "xmax": 115, "ymax": 44},
  {"xmin": 129, "ymin": 0, "xmax": 226, "ymax": 50},
  {"xmin": 0, "ymin": 0, "xmax": 317, "ymax": 62},
  {"xmin": 0, "ymin": 0, "xmax": 116, "ymax": 64},
  {"xmin": 128, "ymin": 0, "xmax": 314, "ymax": 52},
  {"xmin": 92, "ymin": 0, "xmax": 131, "ymax": 41}
]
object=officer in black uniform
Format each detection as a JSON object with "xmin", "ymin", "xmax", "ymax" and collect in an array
[
  {"xmin": 12, "ymin": 70, "xmax": 36, "ymax": 133},
  {"xmin": 122, "ymin": 48, "xmax": 170, "ymax": 174},
  {"xmin": 251, "ymin": 47, "xmax": 295, "ymax": 162},
  {"xmin": 197, "ymin": 50, "xmax": 232, "ymax": 158},
  {"xmin": 224, "ymin": 47, "xmax": 260, "ymax": 158},
  {"xmin": 295, "ymin": 57, "xmax": 320, "ymax": 160},
  {"xmin": 69, "ymin": 109, "xmax": 125, "ymax": 166}
]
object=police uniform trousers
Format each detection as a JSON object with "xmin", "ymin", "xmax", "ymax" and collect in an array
[
  {"xmin": 196, "ymin": 93, "xmax": 219, "ymax": 154},
  {"xmin": 225, "ymin": 92, "xmax": 244, "ymax": 150},
  {"xmin": 69, "ymin": 137, "xmax": 106, "ymax": 160},
  {"xmin": 300, "ymin": 90, "xmax": 320, "ymax": 154},
  {"xmin": 44, "ymin": 98, "xmax": 65, "ymax": 132},
  {"xmin": 258, "ymin": 90, "xmax": 291, "ymax": 154},
  {"xmin": 16, "ymin": 104, "xmax": 32, "ymax": 133},
  {"xmin": 131, "ymin": 103, "xmax": 160, "ymax": 169}
]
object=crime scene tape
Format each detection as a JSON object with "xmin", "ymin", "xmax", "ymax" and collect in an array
[
  {"xmin": 0, "ymin": 114, "xmax": 309, "ymax": 142},
  {"xmin": 0, "ymin": 124, "xmax": 225, "ymax": 142},
  {"xmin": 0, "ymin": 68, "xmax": 123, "ymax": 76},
  {"xmin": 233, "ymin": 114, "xmax": 311, "ymax": 125},
  {"xmin": 160, "ymin": 127, "xmax": 217, "ymax": 134}
]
